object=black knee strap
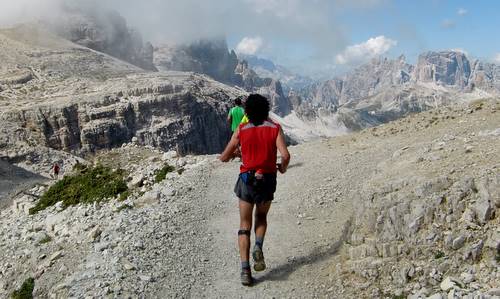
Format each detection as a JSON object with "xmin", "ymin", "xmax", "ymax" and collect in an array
[{"xmin": 238, "ymin": 229, "xmax": 250, "ymax": 236}]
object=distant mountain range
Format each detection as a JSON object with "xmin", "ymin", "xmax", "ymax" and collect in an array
[
  {"xmin": 2, "ymin": 5, "xmax": 499, "ymax": 151},
  {"xmin": 151, "ymin": 36, "xmax": 500, "ymax": 141},
  {"xmin": 238, "ymin": 54, "xmax": 313, "ymax": 92},
  {"xmin": 280, "ymin": 51, "xmax": 500, "ymax": 141}
]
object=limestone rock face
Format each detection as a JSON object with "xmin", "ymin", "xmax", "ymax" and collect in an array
[
  {"xmin": 233, "ymin": 60, "xmax": 265, "ymax": 91},
  {"xmin": 339, "ymin": 55, "xmax": 413, "ymax": 105},
  {"xmin": 290, "ymin": 51, "xmax": 500, "ymax": 139},
  {"xmin": 0, "ymin": 26, "xmax": 242, "ymax": 157},
  {"xmin": 155, "ymin": 42, "xmax": 293, "ymax": 117},
  {"xmin": 256, "ymin": 79, "xmax": 292, "ymax": 117},
  {"xmin": 238, "ymin": 54, "xmax": 313, "ymax": 92},
  {"xmin": 413, "ymin": 51, "xmax": 471, "ymax": 89},
  {"xmin": 154, "ymin": 39, "xmax": 239, "ymax": 85},
  {"xmin": 3, "ymin": 77, "xmax": 235, "ymax": 155},
  {"xmin": 297, "ymin": 56, "xmax": 413, "ymax": 110},
  {"xmin": 469, "ymin": 60, "xmax": 500, "ymax": 92}
]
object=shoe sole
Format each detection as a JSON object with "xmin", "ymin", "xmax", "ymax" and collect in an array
[
  {"xmin": 241, "ymin": 279, "xmax": 252, "ymax": 286},
  {"xmin": 241, "ymin": 273, "xmax": 253, "ymax": 286},
  {"xmin": 253, "ymin": 249, "xmax": 266, "ymax": 272}
]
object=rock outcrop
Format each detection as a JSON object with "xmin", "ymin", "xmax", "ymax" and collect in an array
[
  {"xmin": 413, "ymin": 51, "xmax": 471, "ymax": 89},
  {"xmin": 0, "ymin": 26, "xmax": 242, "ymax": 160},
  {"xmin": 335, "ymin": 100, "xmax": 500, "ymax": 298},
  {"xmin": 292, "ymin": 51, "xmax": 500, "ymax": 139},
  {"xmin": 238, "ymin": 54, "xmax": 313, "ymax": 92},
  {"xmin": 469, "ymin": 60, "xmax": 500, "ymax": 93},
  {"xmin": 154, "ymin": 40, "xmax": 293, "ymax": 116},
  {"xmin": 154, "ymin": 39, "xmax": 239, "ymax": 84}
]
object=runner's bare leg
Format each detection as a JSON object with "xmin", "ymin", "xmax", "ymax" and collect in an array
[{"xmin": 238, "ymin": 199, "xmax": 254, "ymax": 262}]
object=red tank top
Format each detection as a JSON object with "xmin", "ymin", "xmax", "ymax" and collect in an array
[{"xmin": 239, "ymin": 119, "xmax": 280, "ymax": 174}]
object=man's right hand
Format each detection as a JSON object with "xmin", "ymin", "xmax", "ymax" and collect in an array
[{"xmin": 277, "ymin": 163, "xmax": 287, "ymax": 174}]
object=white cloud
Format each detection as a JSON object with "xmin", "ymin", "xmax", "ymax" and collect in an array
[
  {"xmin": 236, "ymin": 36, "xmax": 264, "ymax": 55},
  {"xmin": 0, "ymin": 0, "xmax": 63, "ymax": 27},
  {"xmin": 494, "ymin": 53, "xmax": 500, "ymax": 64},
  {"xmin": 335, "ymin": 36, "xmax": 397, "ymax": 64},
  {"xmin": 441, "ymin": 19, "xmax": 456, "ymax": 29},
  {"xmin": 0, "ymin": 0, "xmax": 390, "ymax": 70},
  {"xmin": 457, "ymin": 8, "xmax": 467, "ymax": 16}
]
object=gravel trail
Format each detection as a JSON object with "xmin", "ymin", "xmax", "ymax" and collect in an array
[{"xmin": 186, "ymin": 139, "xmax": 372, "ymax": 298}]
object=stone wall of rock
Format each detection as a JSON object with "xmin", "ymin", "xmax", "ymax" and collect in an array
[
  {"xmin": 332, "ymin": 102, "xmax": 500, "ymax": 298},
  {"xmin": 154, "ymin": 39, "xmax": 239, "ymax": 85},
  {"xmin": 154, "ymin": 41, "xmax": 294, "ymax": 117},
  {"xmin": 2, "ymin": 80, "xmax": 235, "ymax": 156},
  {"xmin": 414, "ymin": 51, "xmax": 471, "ymax": 89}
]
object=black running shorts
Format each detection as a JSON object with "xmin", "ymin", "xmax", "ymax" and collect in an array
[{"xmin": 234, "ymin": 173, "xmax": 277, "ymax": 204}]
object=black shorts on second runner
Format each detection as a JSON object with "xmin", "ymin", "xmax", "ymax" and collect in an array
[{"xmin": 234, "ymin": 173, "xmax": 277, "ymax": 204}]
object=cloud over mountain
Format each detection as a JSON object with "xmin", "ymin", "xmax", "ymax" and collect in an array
[
  {"xmin": 335, "ymin": 36, "xmax": 397, "ymax": 65},
  {"xmin": 494, "ymin": 53, "xmax": 500, "ymax": 64},
  {"xmin": 236, "ymin": 36, "xmax": 264, "ymax": 55}
]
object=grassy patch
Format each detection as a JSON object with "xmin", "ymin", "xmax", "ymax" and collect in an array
[
  {"xmin": 29, "ymin": 165, "xmax": 127, "ymax": 214},
  {"xmin": 154, "ymin": 163, "xmax": 175, "ymax": 183},
  {"xmin": 119, "ymin": 190, "xmax": 131, "ymax": 201},
  {"xmin": 116, "ymin": 204, "xmax": 133, "ymax": 212},
  {"xmin": 38, "ymin": 235, "xmax": 52, "ymax": 244},
  {"xmin": 434, "ymin": 250, "xmax": 445, "ymax": 259},
  {"xmin": 11, "ymin": 277, "xmax": 35, "ymax": 299}
]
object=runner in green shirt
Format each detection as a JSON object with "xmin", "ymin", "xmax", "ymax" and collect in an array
[{"xmin": 228, "ymin": 97, "xmax": 245, "ymax": 132}]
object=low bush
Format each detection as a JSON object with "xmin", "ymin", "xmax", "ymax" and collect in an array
[
  {"xmin": 29, "ymin": 165, "xmax": 127, "ymax": 214},
  {"xmin": 154, "ymin": 163, "xmax": 175, "ymax": 183},
  {"xmin": 11, "ymin": 277, "xmax": 34, "ymax": 299},
  {"xmin": 434, "ymin": 250, "xmax": 445, "ymax": 259},
  {"xmin": 38, "ymin": 235, "xmax": 52, "ymax": 244}
]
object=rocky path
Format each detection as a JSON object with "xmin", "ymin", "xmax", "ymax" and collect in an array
[
  {"xmin": 2, "ymin": 99, "xmax": 499, "ymax": 298},
  {"xmin": 186, "ymin": 138, "xmax": 373, "ymax": 298}
]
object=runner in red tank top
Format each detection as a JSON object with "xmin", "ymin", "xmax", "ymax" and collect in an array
[{"xmin": 220, "ymin": 94, "xmax": 291, "ymax": 286}]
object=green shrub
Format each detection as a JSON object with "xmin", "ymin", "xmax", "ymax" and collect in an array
[
  {"xmin": 116, "ymin": 204, "xmax": 133, "ymax": 212},
  {"xmin": 154, "ymin": 164, "xmax": 175, "ymax": 183},
  {"xmin": 29, "ymin": 165, "xmax": 127, "ymax": 214},
  {"xmin": 38, "ymin": 235, "xmax": 52, "ymax": 244},
  {"xmin": 434, "ymin": 250, "xmax": 445, "ymax": 259},
  {"xmin": 119, "ymin": 190, "xmax": 131, "ymax": 201},
  {"xmin": 11, "ymin": 277, "xmax": 34, "ymax": 299}
]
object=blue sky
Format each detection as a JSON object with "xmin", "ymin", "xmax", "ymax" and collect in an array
[
  {"xmin": 2, "ymin": 0, "xmax": 499, "ymax": 77},
  {"xmin": 225, "ymin": 0, "xmax": 500, "ymax": 75}
]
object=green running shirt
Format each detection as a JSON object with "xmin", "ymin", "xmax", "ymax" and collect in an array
[{"xmin": 229, "ymin": 106, "xmax": 244, "ymax": 132}]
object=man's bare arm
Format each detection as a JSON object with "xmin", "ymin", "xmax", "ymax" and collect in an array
[
  {"xmin": 219, "ymin": 129, "xmax": 240, "ymax": 162},
  {"xmin": 276, "ymin": 128, "xmax": 290, "ymax": 173}
]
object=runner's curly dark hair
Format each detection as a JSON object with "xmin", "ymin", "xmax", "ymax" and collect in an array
[{"xmin": 244, "ymin": 94, "xmax": 269, "ymax": 126}]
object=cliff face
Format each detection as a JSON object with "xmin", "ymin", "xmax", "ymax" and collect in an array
[
  {"xmin": 154, "ymin": 41, "xmax": 293, "ymax": 117},
  {"xmin": 413, "ymin": 51, "xmax": 471, "ymax": 89},
  {"xmin": 154, "ymin": 39, "xmax": 239, "ymax": 85},
  {"xmin": 2, "ymin": 77, "xmax": 234, "ymax": 155},
  {"xmin": 291, "ymin": 51, "xmax": 500, "ymax": 138},
  {"xmin": 469, "ymin": 60, "xmax": 500, "ymax": 92},
  {"xmin": 0, "ymin": 27, "xmax": 243, "ymax": 159}
]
